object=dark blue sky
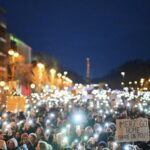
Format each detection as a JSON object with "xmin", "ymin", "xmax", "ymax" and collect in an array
[{"xmin": 2, "ymin": 0, "xmax": 150, "ymax": 78}]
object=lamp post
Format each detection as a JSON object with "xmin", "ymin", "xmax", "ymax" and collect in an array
[
  {"xmin": 50, "ymin": 68, "xmax": 56, "ymax": 87},
  {"xmin": 8, "ymin": 49, "xmax": 19, "ymax": 81},
  {"xmin": 37, "ymin": 62, "xmax": 45, "ymax": 92},
  {"xmin": 56, "ymin": 73, "xmax": 62, "ymax": 89},
  {"xmin": 140, "ymin": 78, "xmax": 145, "ymax": 90},
  {"xmin": 121, "ymin": 72, "xmax": 125, "ymax": 89},
  {"xmin": 30, "ymin": 83, "xmax": 35, "ymax": 93}
]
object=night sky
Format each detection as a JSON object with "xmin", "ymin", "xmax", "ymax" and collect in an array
[{"xmin": 2, "ymin": 0, "xmax": 150, "ymax": 78}]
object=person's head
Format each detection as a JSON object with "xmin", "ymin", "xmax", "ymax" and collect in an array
[
  {"xmin": 95, "ymin": 115, "xmax": 102, "ymax": 123},
  {"xmin": 84, "ymin": 126, "xmax": 93, "ymax": 137},
  {"xmin": 15, "ymin": 132, "xmax": 21, "ymax": 140},
  {"xmin": 98, "ymin": 141, "xmax": 107, "ymax": 150},
  {"xmin": 23, "ymin": 123, "xmax": 30, "ymax": 130},
  {"xmin": 25, "ymin": 139, "xmax": 34, "ymax": 149},
  {"xmin": 38, "ymin": 116, "xmax": 44, "ymax": 123},
  {"xmin": 0, "ymin": 140, "xmax": 7, "ymax": 150},
  {"xmin": 36, "ymin": 141, "xmax": 52, "ymax": 150},
  {"xmin": 7, "ymin": 138, "xmax": 18, "ymax": 150},
  {"xmin": 28, "ymin": 133, "xmax": 37, "ymax": 145},
  {"xmin": 21, "ymin": 133, "xmax": 28, "ymax": 144},
  {"xmin": 107, "ymin": 136, "xmax": 114, "ymax": 150},
  {"xmin": 36, "ymin": 127, "xmax": 44, "ymax": 135}
]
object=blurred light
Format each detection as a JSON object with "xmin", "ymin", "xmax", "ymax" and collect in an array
[
  {"xmin": 64, "ymin": 71, "xmax": 68, "ymax": 76},
  {"xmin": 97, "ymin": 126, "xmax": 102, "ymax": 132},
  {"xmin": 50, "ymin": 68, "xmax": 56, "ymax": 74},
  {"xmin": 105, "ymin": 84, "xmax": 108, "ymax": 87},
  {"xmin": 3, "ymin": 121, "xmax": 8, "ymax": 126},
  {"xmin": 8, "ymin": 49, "xmax": 14, "ymax": 55},
  {"xmin": 45, "ymin": 129, "xmax": 50, "ymax": 134},
  {"xmin": 124, "ymin": 145, "xmax": 129, "ymax": 150},
  {"xmin": 134, "ymin": 81, "xmax": 138, "ymax": 85},
  {"xmin": 28, "ymin": 119, "xmax": 33, "ymax": 125},
  {"xmin": 61, "ymin": 128, "xmax": 66, "ymax": 134},
  {"xmin": 0, "ymin": 81, "xmax": 6, "ymax": 87},
  {"xmin": 30, "ymin": 83, "xmax": 35, "ymax": 89},
  {"xmin": 50, "ymin": 113, "xmax": 55, "ymax": 118},
  {"xmin": 57, "ymin": 73, "xmax": 62, "ymax": 78},
  {"xmin": 2, "ymin": 113, "xmax": 7, "ymax": 118},
  {"xmin": 126, "ymin": 103, "xmax": 130, "ymax": 107},
  {"xmin": 94, "ymin": 133, "xmax": 98, "ymax": 139},
  {"xmin": 46, "ymin": 119, "xmax": 50, "ymax": 124},
  {"xmin": 3, "ymin": 86, "xmax": 9, "ymax": 90},
  {"xmin": 83, "ymin": 136, "xmax": 88, "ymax": 141},
  {"xmin": 74, "ymin": 139, "xmax": 78, "ymax": 143},
  {"xmin": 62, "ymin": 136, "xmax": 68, "ymax": 144},
  {"xmin": 113, "ymin": 142, "xmax": 118, "ymax": 147},
  {"xmin": 73, "ymin": 113, "xmax": 82, "ymax": 124},
  {"xmin": 121, "ymin": 82, "xmax": 124, "ymax": 86},
  {"xmin": 14, "ymin": 52, "xmax": 19, "ymax": 57},
  {"xmin": 129, "ymin": 81, "xmax": 132, "ymax": 85},
  {"xmin": 66, "ymin": 124, "xmax": 71, "ymax": 128},
  {"xmin": 121, "ymin": 72, "xmax": 125, "ymax": 77},
  {"xmin": 37, "ymin": 63, "xmax": 45, "ymax": 69},
  {"xmin": 105, "ymin": 123, "xmax": 109, "ymax": 128}
]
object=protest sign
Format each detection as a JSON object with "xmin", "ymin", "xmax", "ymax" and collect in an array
[{"xmin": 115, "ymin": 118, "xmax": 149, "ymax": 142}]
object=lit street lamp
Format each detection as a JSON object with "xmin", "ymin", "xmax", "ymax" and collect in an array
[
  {"xmin": 8, "ymin": 49, "xmax": 19, "ymax": 81},
  {"xmin": 121, "ymin": 72, "xmax": 125, "ymax": 78},
  {"xmin": 140, "ymin": 78, "xmax": 145, "ymax": 90},
  {"xmin": 37, "ymin": 63, "xmax": 45, "ymax": 81},
  {"xmin": 121, "ymin": 72, "xmax": 125, "ymax": 89},
  {"xmin": 35, "ymin": 62, "xmax": 45, "ymax": 92},
  {"xmin": 56, "ymin": 73, "xmax": 62, "ymax": 89},
  {"xmin": 50, "ymin": 68, "xmax": 56, "ymax": 86}
]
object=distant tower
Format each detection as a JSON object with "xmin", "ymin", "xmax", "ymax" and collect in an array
[{"xmin": 86, "ymin": 57, "xmax": 90, "ymax": 84}]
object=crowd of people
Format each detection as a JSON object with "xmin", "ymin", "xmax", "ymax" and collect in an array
[{"xmin": 0, "ymin": 84, "xmax": 149, "ymax": 150}]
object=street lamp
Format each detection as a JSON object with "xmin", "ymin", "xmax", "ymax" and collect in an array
[
  {"xmin": 140, "ymin": 78, "xmax": 145, "ymax": 90},
  {"xmin": 56, "ymin": 73, "xmax": 62, "ymax": 89},
  {"xmin": 0, "ymin": 81, "xmax": 6, "ymax": 87},
  {"xmin": 37, "ymin": 63, "xmax": 45, "ymax": 80},
  {"xmin": 50, "ymin": 68, "xmax": 56, "ymax": 86},
  {"xmin": 30, "ymin": 83, "xmax": 35, "ymax": 93},
  {"xmin": 121, "ymin": 72, "xmax": 125, "ymax": 89},
  {"xmin": 64, "ymin": 71, "xmax": 68, "ymax": 76},
  {"xmin": 36, "ymin": 62, "xmax": 45, "ymax": 92},
  {"xmin": 121, "ymin": 72, "xmax": 125, "ymax": 78},
  {"xmin": 8, "ymin": 49, "xmax": 19, "ymax": 81}
]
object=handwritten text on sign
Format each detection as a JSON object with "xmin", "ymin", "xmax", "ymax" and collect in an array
[{"xmin": 115, "ymin": 118, "xmax": 149, "ymax": 142}]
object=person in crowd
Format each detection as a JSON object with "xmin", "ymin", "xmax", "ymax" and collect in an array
[
  {"xmin": 36, "ymin": 141, "xmax": 52, "ymax": 150},
  {"xmin": 0, "ymin": 87, "xmax": 149, "ymax": 150},
  {"xmin": 0, "ymin": 139, "xmax": 7, "ymax": 150},
  {"xmin": 7, "ymin": 138, "xmax": 18, "ymax": 150}
]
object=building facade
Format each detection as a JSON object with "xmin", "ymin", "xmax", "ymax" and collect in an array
[{"xmin": 0, "ymin": 7, "xmax": 7, "ymax": 81}]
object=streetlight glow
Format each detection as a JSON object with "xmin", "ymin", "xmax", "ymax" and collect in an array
[
  {"xmin": 37, "ymin": 63, "xmax": 45, "ymax": 69},
  {"xmin": 8, "ymin": 49, "xmax": 15, "ymax": 56}
]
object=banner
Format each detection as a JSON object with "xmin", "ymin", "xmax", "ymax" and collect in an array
[
  {"xmin": 115, "ymin": 118, "xmax": 149, "ymax": 142},
  {"xmin": 6, "ymin": 96, "xmax": 26, "ymax": 112}
]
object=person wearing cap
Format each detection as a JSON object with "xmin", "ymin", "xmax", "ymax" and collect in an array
[
  {"xmin": 28, "ymin": 133, "xmax": 37, "ymax": 147},
  {"xmin": 7, "ymin": 138, "xmax": 18, "ymax": 150}
]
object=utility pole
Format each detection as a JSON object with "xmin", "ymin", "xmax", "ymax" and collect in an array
[{"xmin": 86, "ymin": 57, "xmax": 90, "ymax": 84}]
